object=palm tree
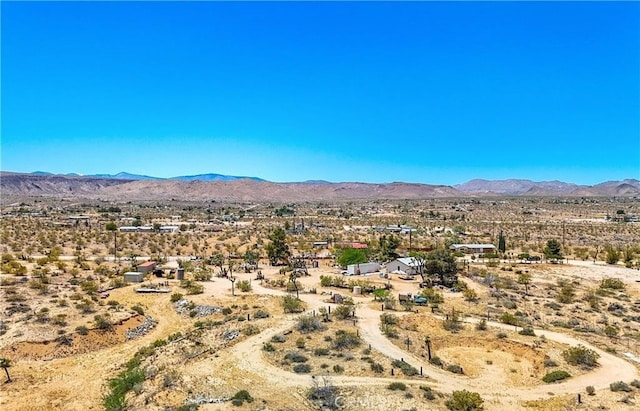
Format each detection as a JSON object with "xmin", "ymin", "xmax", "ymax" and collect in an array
[{"xmin": 0, "ymin": 357, "xmax": 11, "ymax": 382}]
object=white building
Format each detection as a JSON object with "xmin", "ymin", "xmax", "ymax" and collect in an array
[
  {"xmin": 386, "ymin": 257, "xmax": 420, "ymax": 276},
  {"xmin": 449, "ymin": 244, "xmax": 496, "ymax": 255}
]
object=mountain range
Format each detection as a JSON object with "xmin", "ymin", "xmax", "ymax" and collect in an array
[{"xmin": 1, "ymin": 171, "xmax": 638, "ymax": 201}]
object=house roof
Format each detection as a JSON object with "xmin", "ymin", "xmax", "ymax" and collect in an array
[
  {"xmin": 395, "ymin": 257, "xmax": 419, "ymax": 267},
  {"xmin": 139, "ymin": 261, "xmax": 156, "ymax": 267},
  {"xmin": 450, "ymin": 244, "xmax": 496, "ymax": 249}
]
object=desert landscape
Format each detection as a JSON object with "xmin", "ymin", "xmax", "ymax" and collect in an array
[{"xmin": 1, "ymin": 175, "xmax": 639, "ymax": 410}]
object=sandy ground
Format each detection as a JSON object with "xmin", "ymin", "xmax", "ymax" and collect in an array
[{"xmin": 1, "ymin": 261, "xmax": 640, "ymax": 410}]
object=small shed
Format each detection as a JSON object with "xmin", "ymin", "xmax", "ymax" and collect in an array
[
  {"xmin": 124, "ymin": 271, "xmax": 144, "ymax": 283},
  {"xmin": 137, "ymin": 261, "xmax": 157, "ymax": 273}
]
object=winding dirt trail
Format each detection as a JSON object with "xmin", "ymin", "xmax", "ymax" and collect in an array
[{"xmin": 229, "ymin": 277, "xmax": 639, "ymax": 405}]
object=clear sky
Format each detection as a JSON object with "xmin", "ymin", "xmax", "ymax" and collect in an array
[{"xmin": 2, "ymin": 1, "xmax": 639, "ymax": 185}]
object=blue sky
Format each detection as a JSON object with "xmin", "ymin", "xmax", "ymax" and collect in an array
[{"xmin": 2, "ymin": 1, "xmax": 639, "ymax": 185}]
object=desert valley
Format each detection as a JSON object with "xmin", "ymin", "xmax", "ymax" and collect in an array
[{"xmin": 1, "ymin": 172, "xmax": 640, "ymax": 411}]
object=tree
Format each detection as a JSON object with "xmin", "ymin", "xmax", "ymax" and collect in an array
[
  {"xmin": 498, "ymin": 231, "xmax": 506, "ymax": 254},
  {"xmin": 377, "ymin": 235, "xmax": 400, "ymax": 262},
  {"xmin": 336, "ymin": 247, "xmax": 367, "ymax": 267},
  {"xmin": 209, "ymin": 252, "xmax": 225, "ymax": 275},
  {"xmin": 446, "ymin": 390, "xmax": 484, "ymax": 410},
  {"xmin": 543, "ymin": 239, "xmax": 563, "ymax": 261},
  {"xmin": 423, "ymin": 249, "xmax": 458, "ymax": 287},
  {"xmin": 105, "ymin": 222, "xmax": 118, "ymax": 263},
  {"xmin": 266, "ymin": 227, "xmax": 290, "ymax": 266},
  {"xmin": 517, "ymin": 273, "xmax": 532, "ymax": 295},
  {"xmin": 0, "ymin": 358, "xmax": 11, "ymax": 382},
  {"xmin": 243, "ymin": 249, "xmax": 259, "ymax": 267},
  {"xmin": 289, "ymin": 270, "xmax": 301, "ymax": 299}
]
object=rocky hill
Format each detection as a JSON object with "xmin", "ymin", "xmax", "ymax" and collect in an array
[{"xmin": 1, "ymin": 172, "xmax": 638, "ymax": 202}]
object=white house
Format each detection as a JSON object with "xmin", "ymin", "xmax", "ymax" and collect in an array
[
  {"xmin": 449, "ymin": 244, "xmax": 496, "ymax": 255},
  {"xmin": 386, "ymin": 257, "xmax": 421, "ymax": 276}
]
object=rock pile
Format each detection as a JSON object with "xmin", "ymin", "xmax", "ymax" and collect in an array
[
  {"xmin": 185, "ymin": 395, "xmax": 228, "ymax": 405},
  {"xmin": 174, "ymin": 299, "xmax": 222, "ymax": 317},
  {"xmin": 222, "ymin": 329, "xmax": 239, "ymax": 342},
  {"xmin": 125, "ymin": 316, "xmax": 158, "ymax": 340}
]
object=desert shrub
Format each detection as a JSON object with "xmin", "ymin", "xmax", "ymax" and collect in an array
[
  {"xmin": 170, "ymin": 293, "xmax": 183, "ymax": 303},
  {"xmin": 610, "ymin": 381, "xmax": 632, "ymax": 392},
  {"xmin": 391, "ymin": 359, "xmax": 419, "ymax": 376},
  {"xmin": 499, "ymin": 312, "xmax": 521, "ymax": 326},
  {"xmin": 333, "ymin": 364, "xmax": 344, "ymax": 373},
  {"xmin": 231, "ymin": 390, "xmax": 254, "ymax": 406},
  {"xmin": 333, "ymin": 330, "xmax": 360, "ymax": 350},
  {"xmin": 253, "ymin": 309, "xmax": 269, "ymax": 319},
  {"xmin": 562, "ymin": 345, "xmax": 599, "ymax": 369},
  {"xmin": 103, "ymin": 366, "xmax": 145, "ymax": 411},
  {"xmin": 445, "ymin": 390, "xmax": 484, "ymax": 411},
  {"xmin": 542, "ymin": 370, "xmax": 571, "ymax": 383},
  {"xmin": 94, "ymin": 314, "xmax": 113, "ymax": 331},
  {"xmin": 333, "ymin": 304, "xmax": 354, "ymax": 320},
  {"xmin": 420, "ymin": 287, "xmax": 444, "ymax": 304},
  {"xmin": 381, "ymin": 324, "xmax": 399, "ymax": 339},
  {"xmin": 600, "ymin": 278, "xmax": 625, "ymax": 290},
  {"xmin": 271, "ymin": 334, "xmax": 287, "ymax": 343},
  {"xmin": 221, "ymin": 307, "xmax": 233, "ymax": 315},
  {"xmin": 314, "ymin": 348, "xmax": 330, "ymax": 356},
  {"xmin": 295, "ymin": 337, "xmax": 306, "ymax": 349},
  {"xmin": 420, "ymin": 385, "xmax": 436, "ymax": 400},
  {"xmin": 502, "ymin": 299, "xmax": 517, "ymax": 309},
  {"xmin": 293, "ymin": 363, "xmax": 311, "ymax": 373},
  {"xmin": 544, "ymin": 358, "xmax": 558, "ymax": 367},
  {"xmin": 388, "ymin": 382, "xmax": 407, "ymax": 391},
  {"xmin": 237, "ymin": 279, "xmax": 252, "ymax": 292},
  {"xmin": 131, "ymin": 305, "xmax": 144, "ymax": 316},
  {"xmin": 586, "ymin": 385, "xmax": 595, "ymax": 395},
  {"xmin": 75, "ymin": 325, "xmax": 89, "ymax": 335},
  {"xmin": 475, "ymin": 319, "xmax": 487, "ymax": 331},
  {"xmin": 630, "ymin": 379, "xmax": 640, "ymax": 388},
  {"xmin": 243, "ymin": 324, "xmax": 259, "ymax": 336},
  {"xmin": 282, "ymin": 295, "xmax": 304, "ymax": 313},
  {"xmin": 446, "ymin": 364, "xmax": 464, "ymax": 374},
  {"xmin": 297, "ymin": 314, "xmax": 326, "ymax": 333},
  {"xmin": 519, "ymin": 328, "xmax": 535, "ymax": 336},
  {"xmin": 285, "ymin": 351, "xmax": 308, "ymax": 363},
  {"xmin": 442, "ymin": 310, "xmax": 463, "ymax": 332},
  {"xmin": 262, "ymin": 343, "xmax": 275, "ymax": 352},
  {"xmin": 429, "ymin": 356, "xmax": 443, "ymax": 366},
  {"xmin": 370, "ymin": 362, "xmax": 384, "ymax": 373}
]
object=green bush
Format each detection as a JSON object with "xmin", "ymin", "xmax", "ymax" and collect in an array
[
  {"xmin": 445, "ymin": 390, "xmax": 484, "ymax": 410},
  {"xmin": 429, "ymin": 356, "xmax": 443, "ymax": 366},
  {"xmin": 237, "ymin": 279, "xmax": 252, "ymax": 292},
  {"xmin": 314, "ymin": 348, "xmax": 330, "ymax": 356},
  {"xmin": 600, "ymin": 278, "xmax": 625, "ymax": 290},
  {"xmin": 231, "ymin": 390, "xmax": 254, "ymax": 406},
  {"xmin": 293, "ymin": 363, "xmax": 311, "ymax": 373},
  {"xmin": 446, "ymin": 364, "xmax": 464, "ymax": 374},
  {"xmin": 387, "ymin": 382, "xmax": 407, "ymax": 391},
  {"xmin": 391, "ymin": 359, "xmax": 418, "ymax": 376},
  {"xmin": 333, "ymin": 330, "xmax": 360, "ymax": 350},
  {"xmin": 284, "ymin": 351, "xmax": 308, "ymax": 363},
  {"xmin": 518, "ymin": 328, "xmax": 535, "ymax": 336},
  {"xmin": 370, "ymin": 362, "xmax": 384, "ymax": 373},
  {"xmin": 499, "ymin": 312, "xmax": 521, "ymax": 326},
  {"xmin": 333, "ymin": 364, "xmax": 344, "ymax": 373},
  {"xmin": 262, "ymin": 343, "xmax": 275, "ymax": 352},
  {"xmin": 75, "ymin": 325, "xmax": 89, "ymax": 335},
  {"xmin": 170, "ymin": 293, "xmax": 183, "ymax": 303},
  {"xmin": 542, "ymin": 370, "xmax": 571, "ymax": 383},
  {"xmin": 420, "ymin": 386, "xmax": 436, "ymax": 400},
  {"xmin": 610, "ymin": 381, "xmax": 632, "ymax": 392},
  {"xmin": 253, "ymin": 309, "xmax": 269, "ymax": 319},
  {"xmin": 586, "ymin": 386, "xmax": 595, "ymax": 395},
  {"xmin": 562, "ymin": 345, "xmax": 599, "ymax": 369},
  {"xmin": 131, "ymin": 304, "xmax": 144, "ymax": 316},
  {"xmin": 297, "ymin": 314, "xmax": 325, "ymax": 333}
]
